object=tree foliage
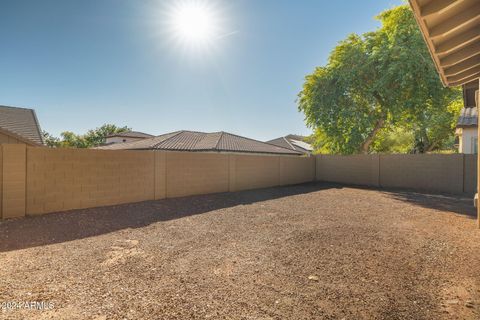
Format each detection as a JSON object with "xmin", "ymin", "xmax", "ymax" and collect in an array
[
  {"xmin": 298, "ymin": 5, "xmax": 462, "ymax": 154},
  {"xmin": 43, "ymin": 124, "xmax": 131, "ymax": 148}
]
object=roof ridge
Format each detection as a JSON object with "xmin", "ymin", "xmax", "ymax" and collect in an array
[
  {"xmin": 282, "ymin": 137, "xmax": 295, "ymax": 151},
  {"xmin": 30, "ymin": 108, "xmax": 44, "ymax": 145},
  {"xmin": 106, "ymin": 131, "xmax": 154, "ymax": 138},
  {"xmin": 223, "ymin": 131, "xmax": 301, "ymax": 154},
  {"xmin": 213, "ymin": 131, "xmax": 224, "ymax": 150},
  {"xmin": 179, "ymin": 129, "xmax": 208, "ymax": 134},
  {"xmin": 152, "ymin": 130, "xmax": 185, "ymax": 149},
  {"xmin": 0, "ymin": 104, "xmax": 35, "ymax": 112}
]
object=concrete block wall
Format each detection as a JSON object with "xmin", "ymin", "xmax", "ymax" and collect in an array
[
  {"xmin": 463, "ymin": 155, "xmax": 477, "ymax": 195},
  {"xmin": 316, "ymin": 155, "xmax": 380, "ymax": 187},
  {"xmin": 1, "ymin": 144, "xmax": 27, "ymax": 219},
  {"xmin": 0, "ymin": 132, "xmax": 25, "ymax": 144},
  {"xmin": 25, "ymin": 148, "xmax": 155, "ymax": 215},
  {"xmin": 166, "ymin": 152, "xmax": 229, "ymax": 198},
  {"xmin": 316, "ymin": 153, "xmax": 477, "ymax": 195},
  {"xmin": 154, "ymin": 152, "xmax": 167, "ymax": 200},
  {"xmin": 280, "ymin": 156, "xmax": 316, "ymax": 186},
  {"xmin": 0, "ymin": 145, "xmax": 316, "ymax": 219},
  {"xmin": 233, "ymin": 155, "xmax": 281, "ymax": 191},
  {"xmin": 379, "ymin": 154, "xmax": 464, "ymax": 194}
]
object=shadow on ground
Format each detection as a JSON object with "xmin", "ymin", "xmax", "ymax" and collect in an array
[
  {"xmin": 0, "ymin": 182, "xmax": 474, "ymax": 253},
  {"xmin": 0, "ymin": 183, "xmax": 336, "ymax": 252},
  {"xmin": 383, "ymin": 189, "xmax": 476, "ymax": 219}
]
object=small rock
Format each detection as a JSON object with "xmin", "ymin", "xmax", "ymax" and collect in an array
[
  {"xmin": 465, "ymin": 300, "xmax": 474, "ymax": 308},
  {"xmin": 445, "ymin": 299, "xmax": 459, "ymax": 305},
  {"xmin": 308, "ymin": 275, "xmax": 319, "ymax": 281}
]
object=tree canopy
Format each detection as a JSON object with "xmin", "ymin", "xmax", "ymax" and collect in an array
[
  {"xmin": 298, "ymin": 5, "xmax": 462, "ymax": 154},
  {"xmin": 43, "ymin": 124, "xmax": 131, "ymax": 148}
]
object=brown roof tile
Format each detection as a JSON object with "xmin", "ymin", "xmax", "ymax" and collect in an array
[
  {"xmin": 267, "ymin": 135, "xmax": 313, "ymax": 154},
  {"xmin": 0, "ymin": 105, "xmax": 44, "ymax": 145},
  {"xmin": 106, "ymin": 131, "xmax": 154, "ymax": 139},
  {"xmin": 96, "ymin": 130, "xmax": 302, "ymax": 155}
]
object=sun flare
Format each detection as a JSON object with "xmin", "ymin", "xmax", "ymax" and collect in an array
[{"xmin": 167, "ymin": 1, "xmax": 220, "ymax": 50}]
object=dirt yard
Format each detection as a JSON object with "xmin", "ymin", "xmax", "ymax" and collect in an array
[{"xmin": 0, "ymin": 183, "xmax": 479, "ymax": 319}]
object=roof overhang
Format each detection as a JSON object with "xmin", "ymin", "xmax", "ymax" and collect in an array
[{"xmin": 409, "ymin": 0, "xmax": 480, "ymax": 87}]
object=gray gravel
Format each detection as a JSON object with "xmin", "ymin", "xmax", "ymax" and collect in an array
[{"xmin": 0, "ymin": 183, "xmax": 479, "ymax": 319}]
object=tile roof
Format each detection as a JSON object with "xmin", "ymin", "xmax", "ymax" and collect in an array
[
  {"xmin": 457, "ymin": 107, "xmax": 478, "ymax": 127},
  {"xmin": 267, "ymin": 135, "xmax": 313, "ymax": 154},
  {"xmin": 106, "ymin": 131, "xmax": 154, "ymax": 139},
  {"xmin": 0, "ymin": 105, "xmax": 44, "ymax": 145},
  {"xmin": 96, "ymin": 130, "xmax": 302, "ymax": 155}
]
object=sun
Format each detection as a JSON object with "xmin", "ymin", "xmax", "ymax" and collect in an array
[{"xmin": 167, "ymin": 1, "xmax": 220, "ymax": 50}]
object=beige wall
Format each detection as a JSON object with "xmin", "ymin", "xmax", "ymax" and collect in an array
[
  {"xmin": 379, "ymin": 154, "xmax": 464, "ymax": 194},
  {"xmin": 2, "ymin": 143, "xmax": 476, "ymax": 220},
  {"xmin": 25, "ymin": 148, "xmax": 155, "ymax": 215},
  {"xmin": 154, "ymin": 152, "xmax": 167, "ymax": 200},
  {"xmin": 233, "ymin": 155, "xmax": 280, "ymax": 191},
  {"xmin": 0, "ymin": 146, "xmax": 315, "ymax": 219},
  {"xmin": 2, "ymin": 144, "xmax": 26, "ymax": 219},
  {"xmin": 316, "ymin": 153, "xmax": 477, "ymax": 195},
  {"xmin": 459, "ymin": 127, "xmax": 478, "ymax": 154},
  {"xmin": 166, "ymin": 152, "xmax": 229, "ymax": 198},
  {"xmin": 316, "ymin": 155, "xmax": 380, "ymax": 187},
  {"xmin": 0, "ymin": 132, "xmax": 25, "ymax": 145},
  {"xmin": 279, "ymin": 156, "xmax": 316, "ymax": 186}
]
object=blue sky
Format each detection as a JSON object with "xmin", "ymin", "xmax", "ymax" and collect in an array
[{"xmin": 0, "ymin": 0, "xmax": 403, "ymax": 141}]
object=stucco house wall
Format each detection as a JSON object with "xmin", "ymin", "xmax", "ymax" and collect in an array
[
  {"xmin": 457, "ymin": 127, "xmax": 478, "ymax": 154},
  {"xmin": 0, "ymin": 132, "xmax": 26, "ymax": 145}
]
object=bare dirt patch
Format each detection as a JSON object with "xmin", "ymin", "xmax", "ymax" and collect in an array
[{"xmin": 0, "ymin": 183, "xmax": 479, "ymax": 319}]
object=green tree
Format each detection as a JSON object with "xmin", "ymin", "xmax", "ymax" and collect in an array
[
  {"xmin": 42, "ymin": 131, "xmax": 61, "ymax": 148},
  {"xmin": 298, "ymin": 5, "xmax": 462, "ymax": 154},
  {"xmin": 43, "ymin": 124, "xmax": 131, "ymax": 148}
]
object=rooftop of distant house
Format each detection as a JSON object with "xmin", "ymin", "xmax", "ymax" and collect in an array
[
  {"xmin": 0, "ymin": 105, "xmax": 44, "ymax": 145},
  {"xmin": 96, "ymin": 130, "xmax": 302, "ymax": 155}
]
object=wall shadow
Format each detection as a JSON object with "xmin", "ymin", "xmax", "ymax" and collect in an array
[
  {"xmin": 321, "ymin": 182, "xmax": 476, "ymax": 219},
  {"xmin": 0, "ymin": 182, "xmax": 339, "ymax": 253},
  {"xmin": 0, "ymin": 182, "xmax": 474, "ymax": 253},
  {"xmin": 383, "ymin": 189, "xmax": 476, "ymax": 219}
]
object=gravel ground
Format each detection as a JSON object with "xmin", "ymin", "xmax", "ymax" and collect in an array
[{"xmin": 0, "ymin": 183, "xmax": 479, "ymax": 320}]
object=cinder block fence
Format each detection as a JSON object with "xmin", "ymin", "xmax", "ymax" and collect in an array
[
  {"xmin": 0, "ymin": 145, "xmax": 316, "ymax": 219},
  {"xmin": 0, "ymin": 145, "xmax": 476, "ymax": 220},
  {"xmin": 316, "ymin": 154, "xmax": 477, "ymax": 195}
]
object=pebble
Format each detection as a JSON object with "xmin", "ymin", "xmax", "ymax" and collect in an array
[
  {"xmin": 465, "ymin": 300, "xmax": 474, "ymax": 308},
  {"xmin": 308, "ymin": 275, "xmax": 319, "ymax": 281}
]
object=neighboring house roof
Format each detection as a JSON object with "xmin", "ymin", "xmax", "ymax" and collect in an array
[
  {"xmin": 96, "ymin": 130, "xmax": 302, "ymax": 155},
  {"xmin": 266, "ymin": 135, "xmax": 313, "ymax": 154},
  {"xmin": 0, "ymin": 105, "xmax": 44, "ymax": 145},
  {"xmin": 106, "ymin": 131, "xmax": 154, "ymax": 139},
  {"xmin": 457, "ymin": 107, "xmax": 478, "ymax": 128}
]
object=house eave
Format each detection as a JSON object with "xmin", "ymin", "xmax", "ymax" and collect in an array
[{"xmin": 409, "ymin": 0, "xmax": 480, "ymax": 87}]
